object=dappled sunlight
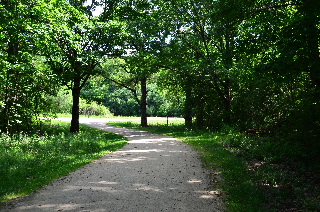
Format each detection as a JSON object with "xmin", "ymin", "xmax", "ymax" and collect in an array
[
  {"xmin": 20, "ymin": 204, "xmax": 78, "ymax": 211},
  {"xmin": 199, "ymin": 194, "xmax": 216, "ymax": 199},
  {"xmin": 133, "ymin": 184, "xmax": 164, "ymax": 192},
  {"xmin": 129, "ymin": 137, "xmax": 178, "ymax": 143},
  {"xmin": 187, "ymin": 179, "xmax": 202, "ymax": 183},
  {"xmin": 196, "ymin": 190, "xmax": 221, "ymax": 199},
  {"xmin": 168, "ymin": 150, "xmax": 189, "ymax": 153},
  {"xmin": 3, "ymin": 121, "xmax": 224, "ymax": 212},
  {"xmin": 10, "ymin": 178, "xmax": 221, "ymax": 211},
  {"xmin": 93, "ymin": 181, "xmax": 118, "ymax": 185},
  {"xmin": 103, "ymin": 156, "xmax": 152, "ymax": 163},
  {"xmin": 118, "ymin": 149, "xmax": 161, "ymax": 153}
]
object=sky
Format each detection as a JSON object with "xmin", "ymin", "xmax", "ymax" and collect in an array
[{"xmin": 84, "ymin": 0, "xmax": 104, "ymax": 16}]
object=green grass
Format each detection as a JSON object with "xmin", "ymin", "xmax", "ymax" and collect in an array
[
  {"xmin": 109, "ymin": 120, "xmax": 320, "ymax": 212},
  {"xmin": 0, "ymin": 121, "xmax": 127, "ymax": 203},
  {"xmin": 113, "ymin": 118, "xmax": 185, "ymax": 127},
  {"xmin": 108, "ymin": 121, "xmax": 270, "ymax": 212},
  {"xmin": 41, "ymin": 113, "xmax": 113, "ymax": 118}
]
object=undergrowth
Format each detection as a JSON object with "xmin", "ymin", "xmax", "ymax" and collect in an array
[
  {"xmin": 0, "ymin": 121, "xmax": 127, "ymax": 203},
  {"xmin": 109, "ymin": 121, "xmax": 320, "ymax": 212}
]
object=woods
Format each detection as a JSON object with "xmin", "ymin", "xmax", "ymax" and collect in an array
[{"xmin": 1, "ymin": 0, "xmax": 320, "ymax": 210}]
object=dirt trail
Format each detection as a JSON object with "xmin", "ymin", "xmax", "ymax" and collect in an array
[{"xmin": 1, "ymin": 119, "xmax": 224, "ymax": 212}]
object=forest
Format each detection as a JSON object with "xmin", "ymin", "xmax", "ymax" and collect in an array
[{"xmin": 1, "ymin": 0, "xmax": 320, "ymax": 211}]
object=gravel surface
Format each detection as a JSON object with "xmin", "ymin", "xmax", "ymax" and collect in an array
[{"xmin": 1, "ymin": 119, "xmax": 224, "ymax": 212}]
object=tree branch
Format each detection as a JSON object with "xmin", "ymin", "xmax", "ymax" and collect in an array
[
  {"xmin": 103, "ymin": 76, "xmax": 141, "ymax": 104},
  {"xmin": 254, "ymin": 2, "xmax": 303, "ymax": 14}
]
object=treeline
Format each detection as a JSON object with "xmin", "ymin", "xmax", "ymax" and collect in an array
[
  {"xmin": 45, "ymin": 88, "xmax": 113, "ymax": 117},
  {"xmin": 1, "ymin": 1, "xmax": 320, "ymax": 165},
  {"xmin": 149, "ymin": 0, "xmax": 320, "ymax": 168},
  {"xmin": 81, "ymin": 75, "xmax": 182, "ymax": 117},
  {"xmin": 0, "ymin": 0, "xmax": 124, "ymax": 133}
]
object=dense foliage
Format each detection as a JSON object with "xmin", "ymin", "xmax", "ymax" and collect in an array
[
  {"xmin": 81, "ymin": 72, "xmax": 182, "ymax": 117},
  {"xmin": 0, "ymin": 0, "xmax": 58, "ymax": 134},
  {"xmin": 44, "ymin": 88, "xmax": 113, "ymax": 117},
  {"xmin": 1, "ymin": 0, "xmax": 320, "ymax": 210}
]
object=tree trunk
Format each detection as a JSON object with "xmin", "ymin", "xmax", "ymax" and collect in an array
[
  {"xmin": 1, "ymin": 67, "xmax": 12, "ymax": 134},
  {"xmin": 302, "ymin": 0, "xmax": 320, "ymax": 89},
  {"xmin": 70, "ymin": 77, "xmax": 81, "ymax": 133},
  {"xmin": 184, "ymin": 76, "xmax": 193, "ymax": 128},
  {"xmin": 195, "ymin": 91, "xmax": 205, "ymax": 128},
  {"xmin": 140, "ymin": 77, "xmax": 148, "ymax": 127},
  {"xmin": 222, "ymin": 79, "xmax": 232, "ymax": 124}
]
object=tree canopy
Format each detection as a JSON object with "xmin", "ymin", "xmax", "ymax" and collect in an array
[
  {"xmin": 1, "ymin": 1, "xmax": 320, "ymax": 210},
  {"xmin": 1, "ymin": 0, "xmax": 319, "ymax": 161}
]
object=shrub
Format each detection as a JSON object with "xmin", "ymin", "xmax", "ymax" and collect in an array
[
  {"xmin": 79, "ymin": 100, "xmax": 113, "ymax": 117},
  {"xmin": 43, "ymin": 89, "xmax": 113, "ymax": 117}
]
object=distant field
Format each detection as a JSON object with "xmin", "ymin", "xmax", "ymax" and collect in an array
[{"xmin": 50, "ymin": 116, "xmax": 185, "ymax": 126}]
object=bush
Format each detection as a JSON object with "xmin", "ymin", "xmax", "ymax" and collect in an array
[
  {"xmin": 44, "ymin": 88, "xmax": 113, "ymax": 117},
  {"xmin": 80, "ymin": 100, "xmax": 113, "ymax": 117},
  {"xmin": 45, "ymin": 89, "xmax": 73, "ymax": 114}
]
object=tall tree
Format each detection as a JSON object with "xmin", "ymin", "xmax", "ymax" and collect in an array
[
  {"xmin": 41, "ymin": 0, "xmax": 125, "ymax": 132},
  {"xmin": 104, "ymin": 0, "xmax": 167, "ymax": 127},
  {"xmin": 150, "ymin": 0, "xmax": 246, "ymax": 127},
  {"xmin": 100, "ymin": 57, "xmax": 153, "ymax": 127},
  {"xmin": 0, "ymin": 0, "xmax": 58, "ymax": 134}
]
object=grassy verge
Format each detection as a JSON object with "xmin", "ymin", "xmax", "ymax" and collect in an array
[
  {"xmin": 0, "ymin": 121, "xmax": 127, "ymax": 203},
  {"xmin": 109, "ymin": 121, "xmax": 320, "ymax": 212},
  {"xmin": 108, "ymin": 121, "xmax": 269, "ymax": 212}
]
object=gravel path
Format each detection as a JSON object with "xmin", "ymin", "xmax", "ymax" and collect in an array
[{"xmin": 1, "ymin": 119, "xmax": 224, "ymax": 212}]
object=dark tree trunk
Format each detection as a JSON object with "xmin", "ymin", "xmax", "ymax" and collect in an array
[
  {"xmin": 195, "ymin": 91, "xmax": 205, "ymax": 129},
  {"xmin": 140, "ymin": 77, "xmax": 148, "ymax": 127},
  {"xmin": 222, "ymin": 79, "xmax": 232, "ymax": 124},
  {"xmin": 70, "ymin": 76, "xmax": 81, "ymax": 133},
  {"xmin": 222, "ymin": 32, "xmax": 233, "ymax": 125},
  {"xmin": 0, "ymin": 76, "xmax": 11, "ymax": 134},
  {"xmin": 184, "ymin": 77, "xmax": 193, "ymax": 128},
  {"xmin": 302, "ymin": 0, "xmax": 320, "ymax": 89}
]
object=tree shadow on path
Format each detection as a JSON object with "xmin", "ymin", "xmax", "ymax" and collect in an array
[{"xmin": 1, "ymin": 120, "xmax": 224, "ymax": 212}]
